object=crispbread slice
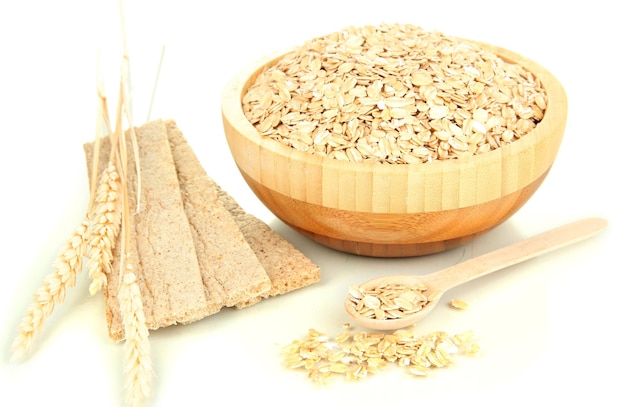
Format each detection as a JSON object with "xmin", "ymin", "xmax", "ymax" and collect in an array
[
  {"xmin": 210, "ymin": 179, "xmax": 321, "ymax": 308},
  {"xmin": 162, "ymin": 120, "xmax": 320, "ymax": 307},
  {"xmin": 164, "ymin": 119, "xmax": 271, "ymax": 307},
  {"xmin": 85, "ymin": 120, "xmax": 211, "ymax": 341},
  {"xmin": 85, "ymin": 119, "xmax": 320, "ymax": 340},
  {"xmin": 164, "ymin": 119, "xmax": 319, "ymax": 307}
]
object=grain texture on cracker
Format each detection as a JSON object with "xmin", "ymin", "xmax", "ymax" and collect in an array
[
  {"xmin": 212, "ymin": 180, "xmax": 321, "ymax": 307},
  {"xmin": 86, "ymin": 120, "xmax": 210, "ymax": 341},
  {"xmin": 86, "ymin": 119, "xmax": 321, "ymax": 340},
  {"xmin": 165, "ymin": 119, "xmax": 272, "ymax": 307}
]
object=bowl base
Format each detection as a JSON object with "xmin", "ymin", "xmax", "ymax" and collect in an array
[
  {"xmin": 239, "ymin": 168, "xmax": 550, "ymax": 258},
  {"xmin": 288, "ymin": 225, "xmax": 485, "ymax": 257}
]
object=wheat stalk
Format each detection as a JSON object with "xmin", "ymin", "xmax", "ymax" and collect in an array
[
  {"xmin": 115, "ymin": 148, "xmax": 152, "ymax": 407},
  {"xmin": 13, "ymin": 4, "xmax": 154, "ymax": 406},
  {"xmin": 10, "ymin": 220, "xmax": 90, "ymax": 358},
  {"xmin": 112, "ymin": 6, "xmax": 153, "ymax": 398},
  {"xmin": 86, "ymin": 161, "xmax": 122, "ymax": 295},
  {"xmin": 9, "ymin": 66, "xmax": 125, "ymax": 358},
  {"xmin": 114, "ymin": 91, "xmax": 152, "ymax": 405},
  {"xmin": 10, "ymin": 133, "xmax": 123, "ymax": 358},
  {"xmin": 118, "ymin": 260, "xmax": 152, "ymax": 407}
]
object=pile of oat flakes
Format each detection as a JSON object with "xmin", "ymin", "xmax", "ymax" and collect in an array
[
  {"xmin": 243, "ymin": 23, "xmax": 547, "ymax": 164},
  {"xmin": 282, "ymin": 325, "xmax": 480, "ymax": 382}
]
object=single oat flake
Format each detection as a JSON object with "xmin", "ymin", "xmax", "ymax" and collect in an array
[
  {"xmin": 243, "ymin": 23, "xmax": 547, "ymax": 164},
  {"xmin": 449, "ymin": 299, "xmax": 469, "ymax": 310}
]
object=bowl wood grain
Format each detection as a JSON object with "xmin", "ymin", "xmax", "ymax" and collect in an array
[{"xmin": 222, "ymin": 41, "xmax": 567, "ymax": 257}]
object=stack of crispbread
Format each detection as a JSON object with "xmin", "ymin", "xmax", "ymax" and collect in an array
[{"xmin": 85, "ymin": 119, "xmax": 320, "ymax": 341}]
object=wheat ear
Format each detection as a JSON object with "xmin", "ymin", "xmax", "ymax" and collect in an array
[
  {"xmin": 86, "ymin": 161, "xmax": 122, "ymax": 295},
  {"xmin": 116, "ymin": 141, "xmax": 152, "ymax": 406},
  {"xmin": 115, "ymin": 155, "xmax": 152, "ymax": 407},
  {"xmin": 118, "ymin": 260, "xmax": 152, "ymax": 407},
  {"xmin": 10, "ymin": 220, "xmax": 89, "ymax": 358}
]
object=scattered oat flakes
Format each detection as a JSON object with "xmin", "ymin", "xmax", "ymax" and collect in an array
[{"xmin": 282, "ymin": 327, "xmax": 479, "ymax": 383}]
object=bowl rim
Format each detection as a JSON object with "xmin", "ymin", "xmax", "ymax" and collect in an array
[{"xmin": 222, "ymin": 39, "xmax": 568, "ymax": 212}]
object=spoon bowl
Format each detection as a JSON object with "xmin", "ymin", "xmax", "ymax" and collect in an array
[
  {"xmin": 345, "ymin": 217, "xmax": 608, "ymax": 330},
  {"xmin": 345, "ymin": 274, "xmax": 447, "ymax": 331}
]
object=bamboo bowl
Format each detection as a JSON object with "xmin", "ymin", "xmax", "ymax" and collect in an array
[{"xmin": 221, "ymin": 42, "xmax": 567, "ymax": 257}]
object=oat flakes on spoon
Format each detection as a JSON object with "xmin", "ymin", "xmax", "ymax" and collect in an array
[{"xmin": 345, "ymin": 217, "xmax": 608, "ymax": 331}]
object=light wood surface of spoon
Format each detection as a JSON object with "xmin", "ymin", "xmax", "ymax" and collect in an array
[{"xmin": 345, "ymin": 217, "xmax": 608, "ymax": 331}]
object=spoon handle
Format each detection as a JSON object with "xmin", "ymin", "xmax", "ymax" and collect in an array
[{"xmin": 429, "ymin": 217, "xmax": 608, "ymax": 291}]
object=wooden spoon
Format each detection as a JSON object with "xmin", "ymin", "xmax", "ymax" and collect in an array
[{"xmin": 345, "ymin": 217, "xmax": 608, "ymax": 331}]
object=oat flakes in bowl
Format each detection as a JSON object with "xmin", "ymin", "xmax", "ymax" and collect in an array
[{"xmin": 221, "ymin": 23, "xmax": 567, "ymax": 257}]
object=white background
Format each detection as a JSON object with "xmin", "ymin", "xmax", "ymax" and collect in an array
[{"xmin": 1, "ymin": 1, "xmax": 623, "ymax": 406}]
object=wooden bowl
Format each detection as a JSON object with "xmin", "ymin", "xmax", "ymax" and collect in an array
[{"xmin": 221, "ymin": 42, "xmax": 567, "ymax": 257}]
